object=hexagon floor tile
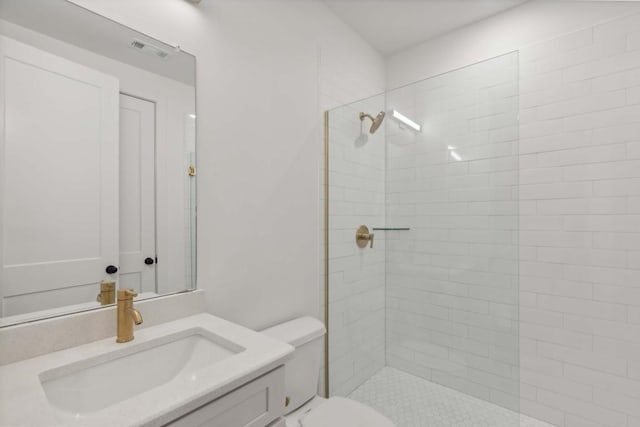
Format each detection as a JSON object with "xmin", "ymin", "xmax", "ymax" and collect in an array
[{"xmin": 349, "ymin": 367, "xmax": 556, "ymax": 427}]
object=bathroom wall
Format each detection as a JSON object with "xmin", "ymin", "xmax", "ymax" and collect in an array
[
  {"xmin": 387, "ymin": 1, "xmax": 640, "ymax": 89},
  {"xmin": 387, "ymin": 3, "xmax": 640, "ymax": 427},
  {"xmin": 516, "ymin": 16, "xmax": 640, "ymax": 427},
  {"xmin": 326, "ymin": 94, "xmax": 387, "ymax": 397},
  {"xmin": 384, "ymin": 53, "xmax": 520, "ymax": 410},
  {"xmin": 70, "ymin": 0, "xmax": 385, "ymax": 331}
]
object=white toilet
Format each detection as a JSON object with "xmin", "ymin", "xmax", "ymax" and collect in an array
[{"xmin": 261, "ymin": 317, "xmax": 395, "ymax": 427}]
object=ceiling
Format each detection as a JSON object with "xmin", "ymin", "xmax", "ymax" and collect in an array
[
  {"xmin": 0, "ymin": 0, "xmax": 195, "ymax": 85},
  {"xmin": 323, "ymin": 0, "xmax": 530, "ymax": 55}
]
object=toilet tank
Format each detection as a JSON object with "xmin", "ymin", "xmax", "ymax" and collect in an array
[{"xmin": 260, "ymin": 317, "xmax": 325, "ymax": 413}]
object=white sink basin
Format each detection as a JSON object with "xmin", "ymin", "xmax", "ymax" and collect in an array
[
  {"xmin": 39, "ymin": 328, "xmax": 244, "ymax": 416},
  {"xmin": 0, "ymin": 313, "xmax": 293, "ymax": 427}
]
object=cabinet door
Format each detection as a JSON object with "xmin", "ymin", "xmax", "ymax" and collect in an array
[
  {"xmin": 166, "ymin": 367, "xmax": 286, "ymax": 427},
  {"xmin": 0, "ymin": 36, "xmax": 119, "ymax": 316}
]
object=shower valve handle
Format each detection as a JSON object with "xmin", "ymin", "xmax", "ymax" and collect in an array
[{"xmin": 356, "ymin": 225, "xmax": 374, "ymax": 249}]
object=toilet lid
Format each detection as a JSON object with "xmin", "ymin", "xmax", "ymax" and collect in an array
[{"xmin": 301, "ymin": 397, "xmax": 395, "ymax": 427}]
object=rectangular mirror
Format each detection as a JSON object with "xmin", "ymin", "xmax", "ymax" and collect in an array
[{"xmin": 0, "ymin": 0, "xmax": 197, "ymax": 326}]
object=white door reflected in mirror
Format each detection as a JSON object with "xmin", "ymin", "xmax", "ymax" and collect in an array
[
  {"xmin": 0, "ymin": 36, "xmax": 120, "ymax": 317},
  {"xmin": 119, "ymin": 94, "xmax": 156, "ymax": 294},
  {"xmin": 0, "ymin": 0, "xmax": 197, "ymax": 326}
]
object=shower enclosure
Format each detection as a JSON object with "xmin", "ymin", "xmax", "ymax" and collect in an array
[{"xmin": 325, "ymin": 52, "xmax": 522, "ymax": 426}]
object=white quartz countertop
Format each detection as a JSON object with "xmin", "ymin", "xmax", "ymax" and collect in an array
[{"xmin": 0, "ymin": 313, "xmax": 294, "ymax": 427}]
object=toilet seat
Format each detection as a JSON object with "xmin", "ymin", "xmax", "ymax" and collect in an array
[{"xmin": 300, "ymin": 397, "xmax": 394, "ymax": 427}]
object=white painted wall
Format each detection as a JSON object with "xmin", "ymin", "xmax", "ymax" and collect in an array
[
  {"xmin": 387, "ymin": 0, "xmax": 640, "ymax": 89},
  {"xmin": 69, "ymin": 0, "xmax": 385, "ymax": 331}
]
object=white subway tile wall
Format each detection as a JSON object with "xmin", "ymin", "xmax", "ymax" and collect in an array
[
  {"xmin": 517, "ymin": 13, "xmax": 640, "ymax": 427},
  {"xmin": 384, "ymin": 53, "xmax": 520, "ymax": 412},
  {"xmin": 329, "ymin": 95, "xmax": 385, "ymax": 396},
  {"xmin": 326, "ymin": 94, "xmax": 387, "ymax": 396},
  {"xmin": 318, "ymin": 38, "xmax": 386, "ymax": 397},
  {"xmin": 325, "ymin": 11, "xmax": 640, "ymax": 427}
]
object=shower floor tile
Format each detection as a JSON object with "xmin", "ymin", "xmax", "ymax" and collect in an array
[{"xmin": 348, "ymin": 367, "xmax": 555, "ymax": 427}]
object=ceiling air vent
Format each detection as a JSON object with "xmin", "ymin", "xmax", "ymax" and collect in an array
[{"xmin": 130, "ymin": 39, "xmax": 171, "ymax": 59}]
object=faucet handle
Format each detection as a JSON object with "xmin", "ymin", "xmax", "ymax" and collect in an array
[
  {"xmin": 117, "ymin": 288, "xmax": 138, "ymax": 300},
  {"xmin": 125, "ymin": 289, "xmax": 138, "ymax": 298},
  {"xmin": 356, "ymin": 225, "xmax": 375, "ymax": 249}
]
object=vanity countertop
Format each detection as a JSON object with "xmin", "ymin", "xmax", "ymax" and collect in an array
[{"xmin": 0, "ymin": 313, "xmax": 294, "ymax": 427}]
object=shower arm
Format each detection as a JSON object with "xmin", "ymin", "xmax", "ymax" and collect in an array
[{"xmin": 359, "ymin": 112, "xmax": 375, "ymax": 122}]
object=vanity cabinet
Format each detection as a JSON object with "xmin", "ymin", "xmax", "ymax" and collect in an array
[{"xmin": 165, "ymin": 367, "xmax": 286, "ymax": 427}]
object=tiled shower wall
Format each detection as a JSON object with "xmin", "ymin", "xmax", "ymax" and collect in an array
[
  {"xmin": 327, "ymin": 94, "xmax": 387, "ymax": 397},
  {"xmin": 518, "ymin": 14, "xmax": 640, "ymax": 427},
  {"xmin": 317, "ymin": 22, "xmax": 386, "ymax": 397},
  {"xmin": 327, "ymin": 11, "xmax": 640, "ymax": 427},
  {"xmin": 384, "ymin": 53, "xmax": 520, "ymax": 410}
]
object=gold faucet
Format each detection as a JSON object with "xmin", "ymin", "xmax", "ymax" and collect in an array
[{"xmin": 116, "ymin": 289, "xmax": 143, "ymax": 343}]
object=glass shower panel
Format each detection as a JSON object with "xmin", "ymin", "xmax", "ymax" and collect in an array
[
  {"xmin": 327, "ymin": 93, "xmax": 387, "ymax": 397},
  {"xmin": 385, "ymin": 52, "xmax": 520, "ymax": 411}
]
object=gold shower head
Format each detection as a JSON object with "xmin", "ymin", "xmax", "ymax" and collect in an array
[{"xmin": 359, "ymin": 111, "xmax": 386, "ymax": 134}]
